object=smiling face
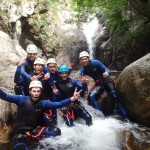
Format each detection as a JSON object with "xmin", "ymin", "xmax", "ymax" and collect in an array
[
  {"xmin": 27, "ymin": 53, "xmax": 37, "ymax": 61},
  {"xmin": 80, "ymin": 56, "xmax": 89, "ymax": 66},
  {"xmin": 29, "ymin": 87, "xmax": 42, "ymax": 101},
  {"xmin": 47, "ymin": 63, "xmax": 57, "ymax": 73},
  {"xmin": 34, "ymin": 64, "xmax": 44, "ymax": 75},
  {"xmin": 60, "ymin": 72, "xmax": 69, "ymax": 80}
]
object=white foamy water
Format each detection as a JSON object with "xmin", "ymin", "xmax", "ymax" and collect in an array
[
  {"xmin": 83, "ymin": 16, "xmax": 99, "ymax": 59},
  {"xmin": 37, "ymin": 99, "xmax": 150, "ymax": 150}
]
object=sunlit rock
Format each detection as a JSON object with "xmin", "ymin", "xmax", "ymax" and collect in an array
[
  {"xmin": 22, "ymin": 2, "xmax": 35, "ymax": 17},
  {"xmin": 0, "ymin": 31, "xmax": 26, "ymax": 143}
]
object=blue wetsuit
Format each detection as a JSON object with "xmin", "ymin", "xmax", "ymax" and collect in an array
[
  {"xmin": 47, "ymin": 71, "xmax": 59, "ymax": 101},
  {"xmin": 15, "ymin": 58, "xmax": 49, "ymax": 96},
  {"xmin": 80, "ymin": 60, "xmax": 126, "ymax": 116},
  {"xmin": 0, "ymin": 89, "xmax": 72, "ymax": 149},
  {"xmin": 20, "ymin": 58, "xmax": 49, "ymax": 80},
  {"xmin": 14, "ymin": 66, "xmax": 27, "ymax": 95}
]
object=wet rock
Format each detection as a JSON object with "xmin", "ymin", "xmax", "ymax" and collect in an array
[
  {"xmin": 56, "ymin": 27, "xmax": 87, "ymax": 68},
  {"xmin": 116, "ymin": 53, "xmax": 150, "ymax": 127},
  {"xmin": 123, "ymin": 131, "xmax": 139, "ymax": 150}
]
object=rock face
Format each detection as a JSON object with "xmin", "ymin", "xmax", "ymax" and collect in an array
[
  {"xmin": 116, "ymin": 53, "xmax": 150, "ymax": 127},
  {"xmin": 0, "ymin": 0, "xmax": 88, "ymax": 67},
  {"xmin": 56, "ymin": 26, "xmax": 87, "ymax": 68},
  {"xmin": 93, "ymin": 1, "xmax": 150, "ymax": 70},
  {"xmin": 0, "ymin": 31, "xmax": 26, "ymax": 143}
]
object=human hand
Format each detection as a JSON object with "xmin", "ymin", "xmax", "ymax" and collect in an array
[
  {"xmin": 44, "ymin": 73, "xmax": 50, "ymax": 80},
  {"xmin": 51, "ymin": 85, "xmax": 59, "ymax": 95},
  {"xmin": 103, "ymin": 71, "xmax": 109, "ymax": 78},
  {"xmin": 80, "ymin": 73, "xmax": 89, "ymax": 84},
  {"xmin": 17, "ymin": 58, "xmax": 25, "ymax": 66},
  {"xmin": 71, "ymin": 88, "xmax": 82, "ymax": 101},
  {"xmin": 30, "ymin": 75, "xmax": 39, "ymax": 80}
]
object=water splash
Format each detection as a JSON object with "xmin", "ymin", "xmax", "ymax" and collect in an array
[
  {"xmin": 83, "ymin": 16, "xmax": 99, "ymax": 59},
  {"xmin": 36, "ymin": 99, "xmax": 150, "ymax": 150}
]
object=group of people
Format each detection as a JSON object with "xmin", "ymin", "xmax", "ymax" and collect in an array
[{"xmin": 0, "ymin": 44, "xmax": 127, "ymax": 150}]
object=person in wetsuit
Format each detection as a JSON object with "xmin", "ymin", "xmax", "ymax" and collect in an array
[
  {"xmin": 46, "ymin": 58, "xmax": 73, "ymax": 101},
  {"xmin": 46, "ymin": 58, "xmax": 59, "ymax": 101},
  {"xmin": 24, "ymin": 57, "xmax": 50, "ymax": 99},
  {"xmin": 16, "ymin": 44, "xmax": 50, "ymax": 95},
  {"xmin": 53, "ymin": 65, "xmax": 92, "ymax": 127},
  {"xmin": 30, "ymin": 57, "xmax": 57, "ymax": 127},
  {"xmin": 0, "ymin": 80, "xmax": 81, "ymax": 150},
  {"xmin": 14, "ymin": 58, "xmax": 26, "ymax": 95},
  {"xmin": 79, "ymin": 51, "xmax": 127, "ymax": 116}
]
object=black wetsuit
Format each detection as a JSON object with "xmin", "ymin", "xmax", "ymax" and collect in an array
[{"xmin": 56, "ymin": 77, "xmax": 92, "ymax": 126}]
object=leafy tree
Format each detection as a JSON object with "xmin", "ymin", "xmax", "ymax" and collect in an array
[{"xmin": 71, "ymin": 0, "xmax": 128, "ymax": 31}]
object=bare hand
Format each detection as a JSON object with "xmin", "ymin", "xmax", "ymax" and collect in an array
[
  {"xmin": 51, "ymin": 85, "xmax": 59, "ymax": 95},
  {"xmin": 30, "ymin": 75, "xmax": 39, "ymax": 81},
  {"xmin": 17, "ymin": 58, "xmax": 25, "ymax": 66},
  {"xmin": 44, "ymin": 73, "xmax": 50, "ymax": 80},
  {"xmin": 80, "ymin": 73, "xmax": 89, "ymax": 84},
  {"xmin": 71, "ymin": 88, "xmax": 82, "ymax": 101},
  {"xmin": 103, "ymin": 71, "xmax": 109, "ymax": 78}
]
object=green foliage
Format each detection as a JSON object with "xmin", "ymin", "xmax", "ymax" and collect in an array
[{"xmin": 71, "ymin": 0, "xmax": 128, "ymax": 31}]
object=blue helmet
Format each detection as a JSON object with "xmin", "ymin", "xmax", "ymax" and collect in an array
[{"xmin": 58, "ymin": 65, "xmax": 69, "ymax": 73}]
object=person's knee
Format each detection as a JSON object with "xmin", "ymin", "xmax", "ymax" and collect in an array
[
  {"xmin": 53, "ymin": 127, "xmax": 61, "ymax": 136},
  {"xmin": 46, "ymin": 127, "xmax": 61, "ymax": 136},
  {"xmin": 86, "ymin": 114, "xmax": 93, "ymax": 126},
  {"xmin": 83, "ymin": 110, "xmax": 92, "ymax": 126},
  {"xmin": 13, "ymin": 142, "xmax": 28, "ymax": 150}
]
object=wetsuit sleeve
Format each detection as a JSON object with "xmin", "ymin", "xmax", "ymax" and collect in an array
[
  {"xmin": 14, "ymin": 66, "xmax": 25, "ymax": 84},
  {"xmin": 72, "ymin": 79, "xmax": 87, "ymax": 97},
  {"xmin": 14, "ymin": 66, "xmax": 21, "ymax": 83},
  {"xmin": 43, "ymin": 66, "xmax": 51, "ymax": 75},
  {"xmin": 79, "ymin": 67, "xmax": 84, "ymax": 75},
  {"xmin": 72, "ymin": 79, "xmax": 87, "ymax": 91},
  {"xmin": 41, "ymin": 98, "xmax": 71, "ymax": 109},
  {"xmin": 92, "ymin": 60, "xmax": 110, "ymax": 75},
  {"xmin": 55, "ymin": 93, "xmax": 62, "ymax": 101},
  {"xmin": 20, "ymin": 63, "xmax": 32, "ymax": 80},
  {"xmin": 43, "ymin": 67, "xmax": 50, "ymax": 75},
  {"xmin": 0, "ymin": 89, "xmax": 26, "ymax": 105}
]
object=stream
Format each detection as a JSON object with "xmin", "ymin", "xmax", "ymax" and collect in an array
[{"xmin": 37, "ymin": 99, "xmax": 150, "ymax": 150}]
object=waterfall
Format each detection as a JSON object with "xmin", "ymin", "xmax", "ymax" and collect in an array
[{"xmin": 83, "ymin": 16, "xmax": 99, "ymax": 59}]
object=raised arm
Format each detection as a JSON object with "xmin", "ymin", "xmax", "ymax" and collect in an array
[
  {"xmin": 42, "ymin": 88, "xmax": 82, "ymax": 109},
  {"xmin": 0, "ymin": 89, "xmax": 27, "ymax": 105}
]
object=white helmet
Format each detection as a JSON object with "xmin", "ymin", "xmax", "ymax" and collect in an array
[
  {"xmin": 26, "ymin": 44, "xmax": 38, "ymax": 54},
  {"xmin": 47, "ymin": 58, "xmax": 56, "ymax": 65},
  {"xmin": 34, "ymin": 57, "xmax": 45, "ymax": 65},
  {"xmin": 79, "ymin": 51, "xmax": 89, "ymax": 59},
  {"xmin": 29, "ymin": 80, "xmax": 43, "ymax": 89}
]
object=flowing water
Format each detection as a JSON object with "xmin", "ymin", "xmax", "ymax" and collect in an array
[
  {"xmin": 37, "ymin": 99, "xmax": 150, "ymax": 150},
  {"xmin": 83, "ymin": 15, "xmax": 99, "ymax": 59}
]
